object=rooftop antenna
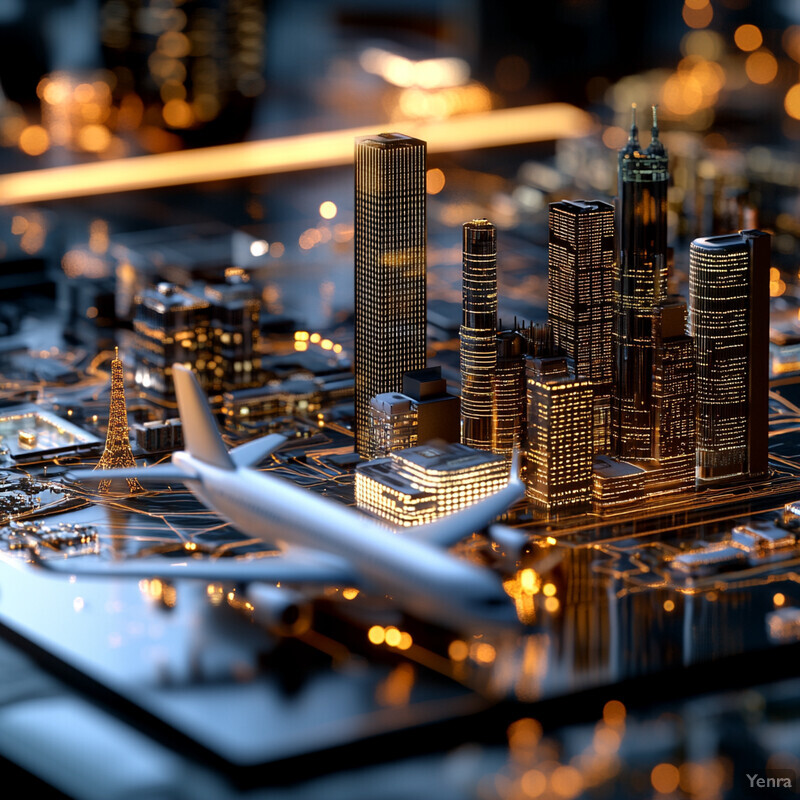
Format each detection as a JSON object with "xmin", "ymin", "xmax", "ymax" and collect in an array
[{"xmin": 626, "ymin": 102, "xmax": 640, "ymax": 147}]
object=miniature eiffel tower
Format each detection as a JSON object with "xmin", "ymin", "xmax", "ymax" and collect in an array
[{"xmin": 95, "ymin": 348, "xmax": 143, "ymax": 493}]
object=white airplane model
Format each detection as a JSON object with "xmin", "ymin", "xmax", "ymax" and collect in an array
[{"xmin": 58, "ymin": 364, "xmax": 526, "ymax": 632}]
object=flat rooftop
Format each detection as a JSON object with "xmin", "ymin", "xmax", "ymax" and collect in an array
[{"xmin": 0, "ymin": 405, "xmax": 101, "ymax": 458}]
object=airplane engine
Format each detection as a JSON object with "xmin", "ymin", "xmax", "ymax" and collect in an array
[{"xmin": 245, "ymin": 583, "xmax": 313, "ymax": 636}]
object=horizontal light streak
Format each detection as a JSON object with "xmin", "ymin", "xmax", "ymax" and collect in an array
[{"xmin": 0, "ymin": 103, "xmax": 593, "ymax": 205}]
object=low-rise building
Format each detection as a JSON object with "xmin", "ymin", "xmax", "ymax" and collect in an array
[{"xmin": 355, "ymin": 441, "xmax": 508, "ymax": 527}]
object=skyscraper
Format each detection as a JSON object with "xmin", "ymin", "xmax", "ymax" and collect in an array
[
  {"xmin": 492, "ymin": 329, "xmax": 526, "ymax": 458},
  {"xmin": 689, "ymin": 229, "xmax": 770, "ymax": 482},
  {"xmin": 460, "ymin": 219, "xmax": 497, "ymax": 451},
  {"xmin": 548, "ymin": 200, "xmax": 614, "ymax": 452},
  {"xmin": 526, "ymin": 356, "xmax": 593, "ymax": 510},
  {"xmin": 612, "ymin": 105, "xmax": 669, "ymax": 460},
  {"xmin": 652, "ymin": 299, "xmax": 696, "ymax": 491},
  {"xmin": 354, "ymin": 133, "xmax": 427, "ymax": 458}
]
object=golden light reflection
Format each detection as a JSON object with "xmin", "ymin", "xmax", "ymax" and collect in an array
[
  {"xmin": 472, "ymin": 641, "xmax": 496, "ymax": 663},
  {"xmin": 426, "ymin": 167, "xmax": 446, "ymax": 194},
  {"xmin": 520, "ymin": 568, "xmax": 541, "ymax": 595},
  {"xmin": 651, "ymin": 763, "xmax": 681, "ymax": 794},
  {"xmin": 368, "ymin": 625, "xmax": 385, "ymax": 645},
  {"xmin": 360, "ymin": 48, "xmax": 469, "ymax": 89},
  {"xmin": 544, "ymin": 596, "xmax": 560, "ymax": 613},
  {"xmin": 774, "ymin": 592, "xmax": 786, "ymax": 607},
  {"xmin": 77, "ymin": 124, "xmax": 112, "ymax": 153},
  {"xmin": 162, "ymin": 98, "xmax": 194, "ymax": 128},
  {"xmin": 734, "ymin": 24, "xmax": 763, "ymax": 52},
  {"xmin": 550, "ymin": 765, "xmax": 583, "ymax": 799},
  {"xmin": 319, "ymin": 200, "xmax": 337, "ymax": 219},
  {"xmin": 521, "ymin": 769, "xmax": 546, "ymax": 798},
  {"xmin": 682, "ymin": 2, "xmax": 713, "ymax": 29},
  {"xmin": 682, "ymin": 29, "xmax": 724, "ymax": 60},
  {"xmin": 507, "ymin": 717, "xmax": 543, "ymax": 757},
  {"xmin": 602, "ymin": 126, "xmax": 628, "ymax": 149},
  {"xmin": 602, "ymin": 700, "xmax": 626, "ymax": 727},
  {"xmin": 784, "ymin": 26, "xmax": 800, "ymax": 62},
  {"xmin": 384, "ymin": 626, "xmax": 402, "ymax": 647},
  {"xmin": 0, "ymin": 103, "xmax": 593, "ymax": 205},
  {"xmin": 376, "ymin": 663, "xmax": 415, "ymax": 707},
  {"xmin": 18, "ymin": 125, "xmax": 50, "ymax": 156},
  {"xmin": 745, "ymin": 50, "xmax": 779, "ymax": 84},
  {"xmin": 448, "ymin": 639, "xmax": 469, "ymax": 661},
  {"xmin": 594, "ymin": 725, "xmax": 622, "ymax": 756},
  {"xmin": 785, "ymin": 84, "xmax": 800, "ymax": 120}
]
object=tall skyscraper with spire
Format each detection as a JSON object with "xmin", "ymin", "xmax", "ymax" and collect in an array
[
  {"xmin": 612, "ymin": 104, "xmax": 670, "ymax": 460},
  {"xmin": 95, "ymin": 348, "xmax": 143, "ymax": 493},
  {"xmin": 460, "ymin": 219, "xmax": 497, "ymax": 451},
  {"xmin": 354, "ymin": 133, "xmax": 427, "ymax": 458}
]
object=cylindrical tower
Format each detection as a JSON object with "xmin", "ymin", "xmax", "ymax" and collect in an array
[
  {"xmin": 689, "ymin": 230, "xmax": 770, "ymax": 482},
  {"xmin": 460, "ymin": 219, "xmax": 497, "ymax": 451}
]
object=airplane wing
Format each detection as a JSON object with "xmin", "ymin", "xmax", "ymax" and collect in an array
[
  {"xmin": 229, "ymin": 434, "xmax": 287, "ymax": 468},
  {"xmin": 31, "ymin": 549, "xmax": 360, "ymax": 587},
  {"xmin": 66, "ymin": 464, "xmax": 192, "ymax": 484},
  {"xmin": 404, "ymin": 451, "xmax": 526, "ymax": 549}
]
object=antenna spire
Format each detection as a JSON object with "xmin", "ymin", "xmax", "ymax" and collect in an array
[
  {"xmin": 651, "ymin": 104, "xmax": 660, "ymax": 141},
  {"xmin": 628, "ymin": 103, "xmax": 639, "ymax": 144}
]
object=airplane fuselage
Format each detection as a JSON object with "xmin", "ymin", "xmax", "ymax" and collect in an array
[{"xmin": 171, "ymin": 451, "xmax": 518, "ymax": 630}]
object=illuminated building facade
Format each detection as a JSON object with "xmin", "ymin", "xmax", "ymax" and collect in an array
[
  {"xmin": 548, "ymin": 200, "xmax": 614, "ymax": 452},
  {"xmin": 355, "ymin": 442, "xmax": 507, "ymax": 527},
  {"xmin": 689, "ymin": 229, "xmax": 770, "ymax": 482},
  {"xmin": 370, "ymin": 393, "xmax": 418, "ymax": 456},
  {"xmin": 369, "ymin": 367, "xmax": 459, "ymax": 457},
  {"xmin": 221, "ymin": 373, "xmax": 353, "ymax": 431},
  {"xmin": 492, "ymin": 330, "xmax": 526, "ymax": 458},
  {"xmin": 95, "ymin": 348, "xmax": 143, "ymax": 493},
  {"xmin": 133, "ymin": 283, "xmax": 212, "ymax": 400},
  {"xmin": 460, "ymin": 219, "xmax": 497, "ymax": 451},
  {"xmin": 525, "ymin": 357, "xmax": 593, "ymax": 509},
  {"xmin": 354, "ymin": 133, "xmax": 427, "ymax": 458},
  {"xmin": 132, "ymin": 418, "xmax": 183, "ymax": 452},
  {"xmin": 652, "ymin": 299, "xmax": 696, "ymax": 491},
  {"xmin": 612, "ymin": 105, "xmax": 669, "ymax": 460},
  {"xmin": 592, "ymin": 455, "xmax": 650, "ymax": 507},
  {"xmin": 203, "ymin": 267, "xmax": 261, "ymax": 391}
]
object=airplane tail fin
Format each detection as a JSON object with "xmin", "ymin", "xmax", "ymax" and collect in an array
[{"xmin": 173, "ymin": 364, "xmax": 234, "ymax": 470}]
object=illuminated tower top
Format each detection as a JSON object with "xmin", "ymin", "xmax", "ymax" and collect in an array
[
  {"xmin": 619, "ymin": 104, "xmax": 668, "ymax": 183},
  {"xmin": 95, "ymin": 348, "xmax": 143, "ymax": 493}
]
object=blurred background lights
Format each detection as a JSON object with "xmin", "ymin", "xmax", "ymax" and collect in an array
[
  {"xmin": 426, "ymin": 168, "xmax": 446, "ymax": 194},
  {"xmin": 249, "ymin": 239, "xmax": 268, "ymax": 257},
  {"xmin": 734, "ymin": 24, "xmax": 763, "ymax": 52},
  {"xmin": 745, "ymin": 50, "xmax": 779, "ymax": 84},
  {"xmin": 319, "ymin": 200, "xmax": 337, "ymax": 219}
]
